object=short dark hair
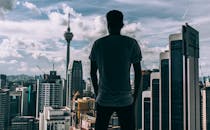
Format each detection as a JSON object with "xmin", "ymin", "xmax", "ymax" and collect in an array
[{"xmin": 106, "ymin": 10, "xmax": 123, "ymax": 26}]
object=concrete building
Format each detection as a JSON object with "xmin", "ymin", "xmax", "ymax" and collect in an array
[
  {"xmin": 169, "ymin": 24, "xmax": 200, "ymax": 130},
  {"xmin": 142, "ymin": 90, "xmax": 151, "ymax": 130},
  {"xmin": 11, "ymin": 116, "xmax": 38, "ymax": 130},
  {"xmin": 36, "ymin": 71, "xmax": 63, "ymax": 118},
  {"xmin": 151, "ymin": 71, "xmax": 160, "ymax": 130},
  {"xmin": 159, "ymin": 51, "xmax": 169, "ymax": 130},
  {"xmin": 201, "ymin": 85, "xmax": 206, "ymax": 130},
  {"xmin": 39, "ymin": 106, "xmax": 70, "ymax": 130},
  {"xmin": 0, "ymin": 89, "xmax": 10, "ymax": 130}
]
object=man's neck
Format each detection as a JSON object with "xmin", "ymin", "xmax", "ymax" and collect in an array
[{"xmin": 109, "ymin": 32, "xmax": 121, "ymax": 35}]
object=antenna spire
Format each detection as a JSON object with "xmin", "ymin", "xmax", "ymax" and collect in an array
[{"xmin": 68, "ymin": 13, "xmax": 70, "ymax": 31}]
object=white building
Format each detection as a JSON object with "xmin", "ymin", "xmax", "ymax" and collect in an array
[
  {"xmin": 39, "ymin": 106, "xmax": 70, "ymax": 130},
  {"xmin": 36, "ymin": 72, "xmax": 63, "ymax": 118}
]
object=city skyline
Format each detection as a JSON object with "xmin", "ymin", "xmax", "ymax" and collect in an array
[{"xmin": 0, "ymin": 0, "xmax": 210, "ymax": 79}]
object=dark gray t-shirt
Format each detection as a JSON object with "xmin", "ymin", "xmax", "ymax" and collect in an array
[{"xmin": 89, "ymin": 34, "xmax": 142, "ymax": 107}]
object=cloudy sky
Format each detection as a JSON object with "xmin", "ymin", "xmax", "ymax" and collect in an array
[{"xmin": 0, "ymin": 0, "xmax": 210, "ymax": 79}]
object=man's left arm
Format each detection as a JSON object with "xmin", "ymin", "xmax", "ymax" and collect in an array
[
  {"xmin": 90, "ymin": 60, "xmax": 98, "ymax": 97},
  {"xmin": 133, "ymin": 61, "xmax": 142, "ymax": 103}
]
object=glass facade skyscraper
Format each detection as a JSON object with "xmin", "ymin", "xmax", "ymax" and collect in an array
[
  {"xmin": 151, "ymin": 72, "xmax": 160, "ymax": 130},
  {"xmin": 169, "ymin": 24, "xmax": 200, "ymax": 130},
  {"xmin": 160, "ymin": 51, "xmax": 169, "ymax": 130}
]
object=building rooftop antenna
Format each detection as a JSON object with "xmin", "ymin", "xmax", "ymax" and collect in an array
[{"xmin": 67, "ymin": 13, "xmax": 70, "ymax": 31}]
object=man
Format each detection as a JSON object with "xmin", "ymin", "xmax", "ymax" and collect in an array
[{"xmin": 89, "ymin": 10, "xmax": 142, "ymax": 130}]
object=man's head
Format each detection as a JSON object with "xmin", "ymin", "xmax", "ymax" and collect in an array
[{"xmin": 106, "ymin": 10, "xmax": 124, "ymax": 34}]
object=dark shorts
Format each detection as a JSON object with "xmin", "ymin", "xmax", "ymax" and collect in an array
[{"xmin": 95, "ymin": 103, "xmax": 135, "ymax": 130}]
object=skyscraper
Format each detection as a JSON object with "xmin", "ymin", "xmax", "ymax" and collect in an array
[
  {"xmin": 10, "ymin": 91, "xmax": 21, "ymax": 119},
  {"xmin": 71, "ymin": 60, "xmax": 84, "ymax": 98},
  {"xmin": 16, "ymin": 87, "xmax": 29, "ymax": 116},
  {"xmin": 0, "ymin": 89, "xmax": 10, "ymax": 130},
  {"xmin": 142, "ymin": 90, "xmax": 151, "ymax": 130},
  {"xmin": 36, "ymin": 71, "xmax": 63, "ymax": 117},
  {"xmin": 137, "ymin": 70, "xmax": 152, "ymax": 130},
  {"xmin": 0, "ymin": 74, "xmax": 7, "ymax": 89},
  {"xmin": 151, "ymin": 71, "xmax": 160, "ymax": 130},
  {"xmin": 159, "ymin": 51, "xmax": 169, "ymax": 130},
  {"xmin": 169, "ymin": 24, "xmax": 200, "ymax": 130}
]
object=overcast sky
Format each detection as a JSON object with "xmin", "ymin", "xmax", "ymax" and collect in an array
[{"xmin": 0, "ymin": 0, "xmax": 210, "ymax": 79}]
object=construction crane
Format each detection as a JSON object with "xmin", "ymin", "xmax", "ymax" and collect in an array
[{"xmin": 36, "ymin": 65, "xmax": 46, "ymax": 74}]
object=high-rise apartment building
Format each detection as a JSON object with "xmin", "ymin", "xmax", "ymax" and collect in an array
[
  {"xmin": 36, "ymin": 71, "xmax": 63, "ymax": 118},
  {"xmin": 151, "ymin": 71, "xmax": 160, "ymax": 130},
  {"xmin": 0, "ymin": 89, "xmax": 10, "ymax": 130},
  {"xmin": 169, "ymin": 24, "xmax": 200, "ymax": 130},
  {"xmin": 159, "ymin": 51, "xmax": 169, "ymax": 130},
  {"xmin": 142, "ymin": 90, "xmax": 151, "ymax": 130}
]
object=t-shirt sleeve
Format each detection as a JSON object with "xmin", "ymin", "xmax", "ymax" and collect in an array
[
  {"xmin": 89, "ymin": 42, "xmax": 97, "ymax": 61},
  {"xmin": 131, "ymin": 40, "xmax": 142, "ymax": 63}
]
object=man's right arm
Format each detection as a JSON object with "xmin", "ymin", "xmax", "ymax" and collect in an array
[
  {"xmin": 90, "ymin": 60, "xmax": 98, "ymax": 97},
  {"xmin": 133, "ymin": 61, "xmax": 142, "ymax": 103}
]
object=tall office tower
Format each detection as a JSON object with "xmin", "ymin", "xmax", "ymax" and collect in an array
[
  {"xmin": 28, "ymin": 85, "xmax": 37, "ymax": 117},
  {"xmin": 169, "ymin": 24, "xmax": 200, "ymax": 130},
  {"xmin": 137, "ymin": 70, "xmax": 152, "ymax": 130},
  {"xmin": 36, "ymin": 70, "xmax": 63, "ymax": 117},
  {"xmin": 0, "ymin": 74, "xmax": 7, "ymax": 89},
  {"xmin": 159, "ymin": 51, "xmax": 169, "ymax": 130},
  {"xmin": 16, "ymin": 87, "xmax": 29, "ymax": 116},
  {"xmin": 0, "ymin": 89, "xmax": 10, "ymax": 130},
  {"xmin": 151, "ymin": 71, "xmax": 160, "ymax": 130},
  {"xmin": 10, "ymin": 91, "xmax": 21, "ymax": 119},
  {"xmin": 71, "ymin": 60, "xmax": 84, "ymax": 98},
  {"xmin": 142, "ymin": 90, "xmax": 151, "ymax": 130},
  {"xmin": 39, "ymin": 106, "xmax": 70, "ymax": 130},
  {"xmin": 11, "ymin": 116, "xmax": 38, "ymax": 130}
]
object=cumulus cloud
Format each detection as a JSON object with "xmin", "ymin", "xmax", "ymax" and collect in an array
[
  {"xmin": 22, "ymin": 1, "xmax": 41, "ymax": 15},
  {"xmin": 114, "ymin": 0, "xmax": 172, "ymax": 7},
  {"xmin": 0, "ymin": 0, "xmax": 16, "ymax": 18},
  {"xmin": 1, "ymin": 1, "xmax": 210, "ymax": 77}
]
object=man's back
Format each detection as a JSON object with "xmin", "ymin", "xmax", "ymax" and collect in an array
[{"xmin": 90, "ymin": 34, "xmax": 141, "ymax": 107}]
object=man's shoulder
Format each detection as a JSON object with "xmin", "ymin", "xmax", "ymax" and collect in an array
[
  {"xmin": 120, "ymin": 35, "xmax": 137, "ymax": 42},
  {"xmin": 95, "ymin": 35, "xmax": 109, "ymax": 42}
]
